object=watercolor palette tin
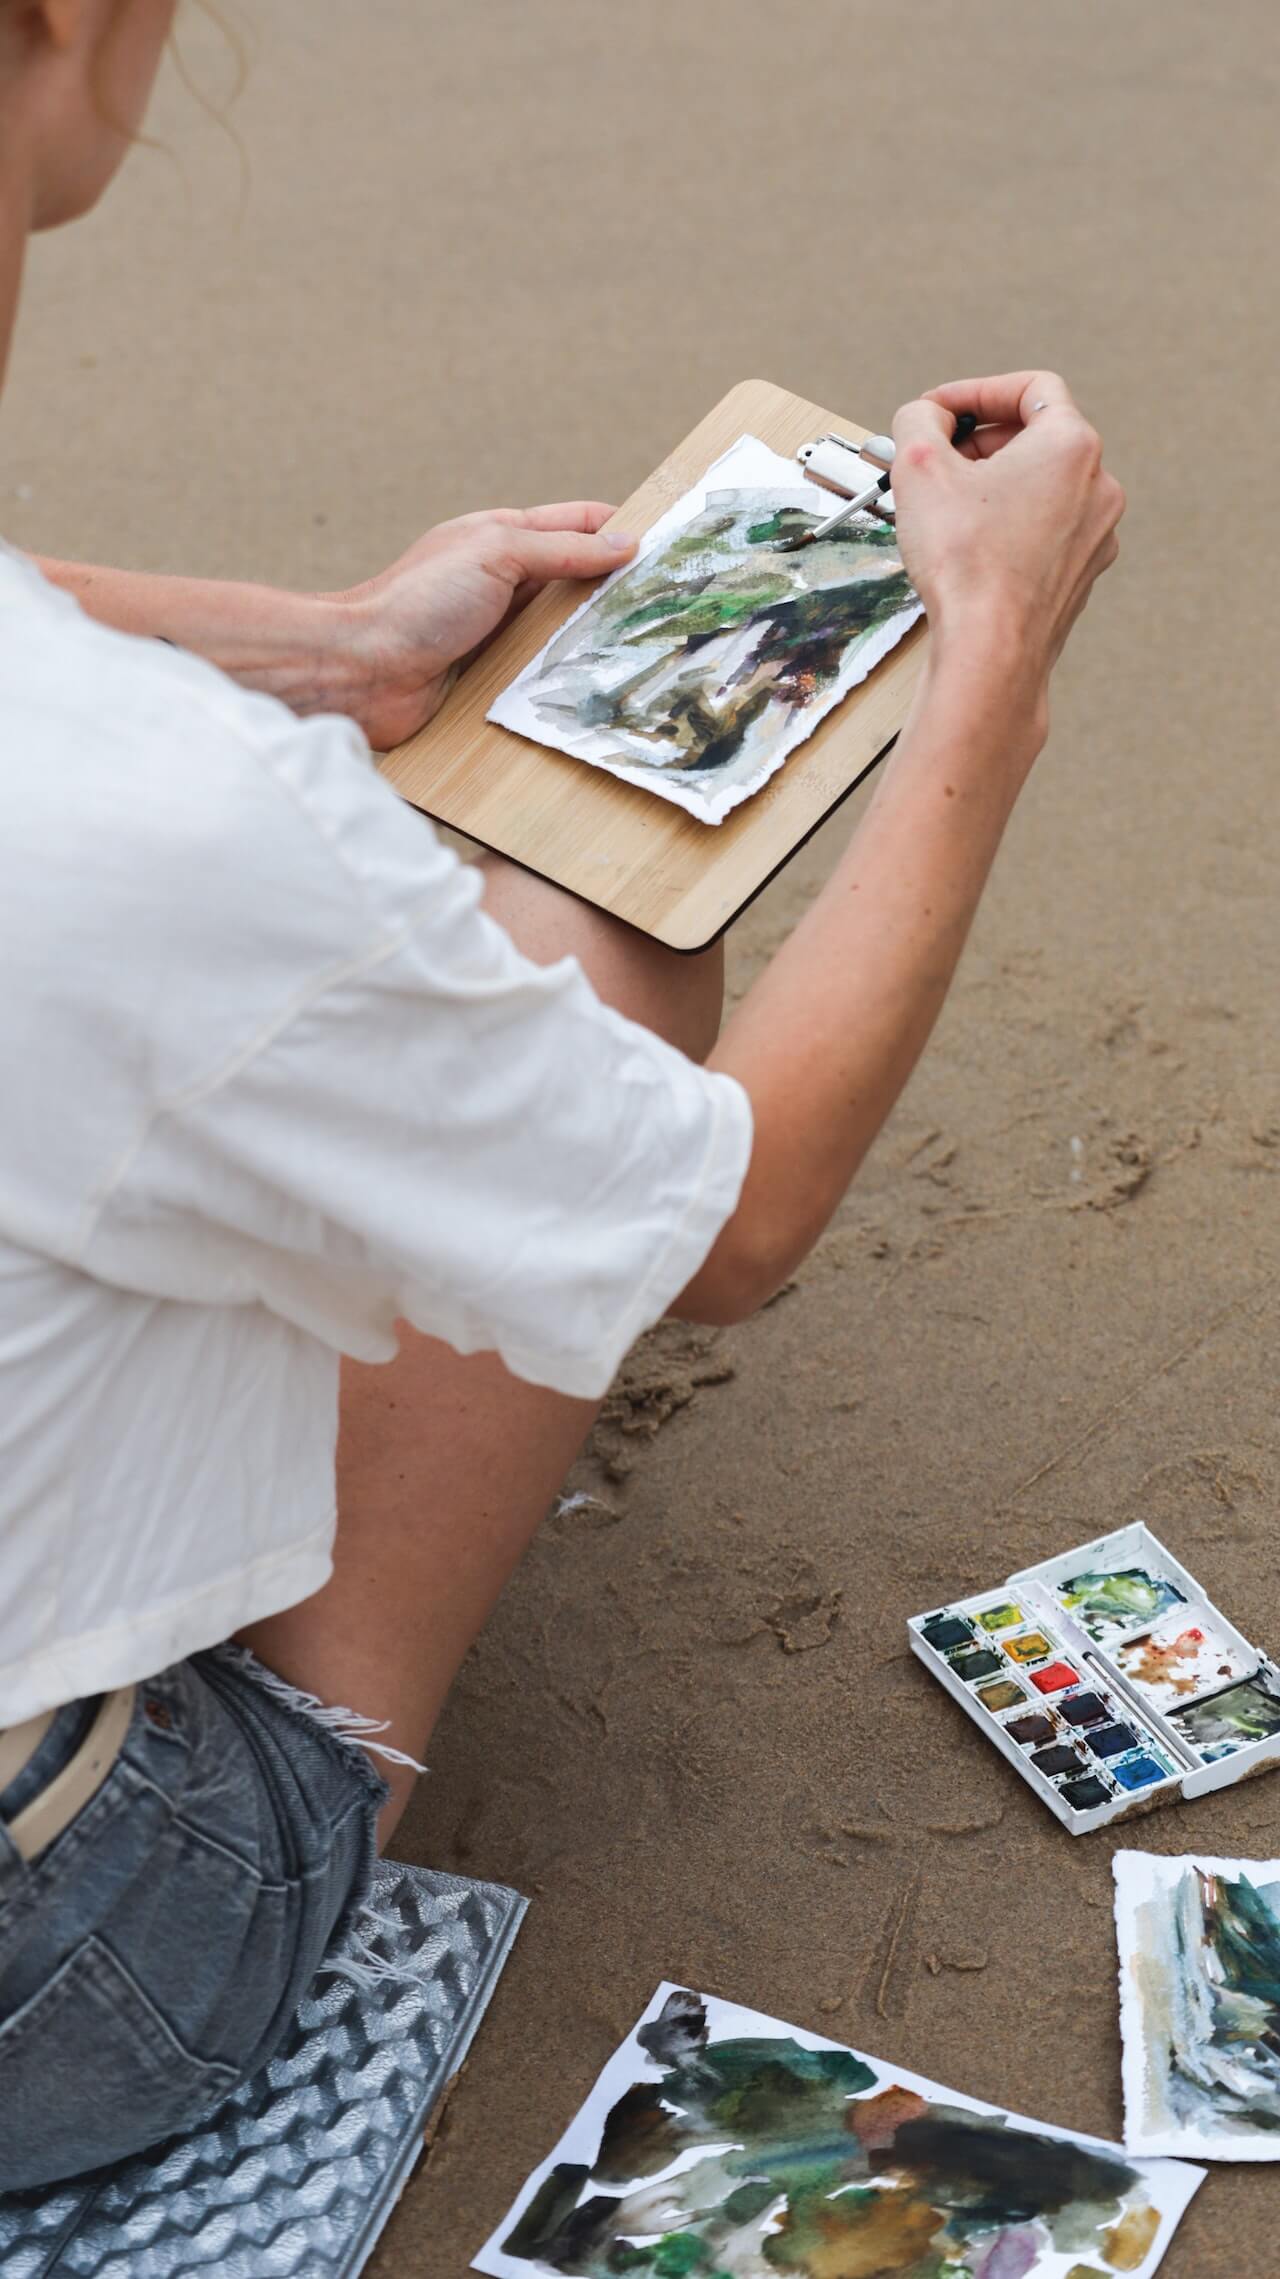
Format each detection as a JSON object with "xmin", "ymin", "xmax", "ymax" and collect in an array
[{"xmin": 910, "ymin": 1522, "xmax": 1280, "ymax": 1834}]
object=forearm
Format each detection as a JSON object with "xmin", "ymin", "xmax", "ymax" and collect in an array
[
  {"xmin": 36, "ymin": 557, "xmax": 365, "ymax": 718},
  {"xmin": 680, "ymin": 618, "xmax": 1046, "ymax": 1320}
]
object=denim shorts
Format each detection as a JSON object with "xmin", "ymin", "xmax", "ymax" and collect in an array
[{"xmin": 0, "ymin": 1647, "xmax": 391, "ymax": 2192}]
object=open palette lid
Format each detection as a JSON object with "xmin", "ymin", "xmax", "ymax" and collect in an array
[{"xmin": 910, "ymin": 1522, "xmax": 1280, "ymax": 1835}]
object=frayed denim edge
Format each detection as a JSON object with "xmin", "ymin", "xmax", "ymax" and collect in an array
[
  {"xmin": 217, "ymin": 1644, "xmax": 434, "ymax": 1991},
  {"xmin": 218, "ymin": 1644, "xmax": 427, "ymax": 1774}
]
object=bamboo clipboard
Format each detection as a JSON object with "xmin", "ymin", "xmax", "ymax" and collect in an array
[{"xmin": 378, "ymin": 378, "xmax": 926, "ymax": 953}]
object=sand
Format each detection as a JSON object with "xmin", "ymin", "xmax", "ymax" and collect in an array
[{"xmin": 5, "ymin": 1, "xmax": 1278, "ymax": 2269}]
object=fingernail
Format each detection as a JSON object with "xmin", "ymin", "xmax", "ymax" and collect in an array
[{"xmin": 605, "ymin": 530, "xmax": 636, "ymax": 551}]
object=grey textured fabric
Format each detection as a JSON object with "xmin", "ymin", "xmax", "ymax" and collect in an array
[{"xmin": 0, "ymin": 1860, "xmax": 526, "ymax": 2277}]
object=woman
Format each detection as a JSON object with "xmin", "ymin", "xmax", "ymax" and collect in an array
[{"xmin": 0, "ymin": 0, "xmax": 1123, "ymax": 2189}]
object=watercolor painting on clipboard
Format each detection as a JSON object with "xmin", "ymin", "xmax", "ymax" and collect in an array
[
  {"xmin": 488, "ymin": 435, "xmax": 922, "ymax": 825},
  {"xmin": 474, "ymin": 1983, "xmax": 1201, "ymax": 2279}
]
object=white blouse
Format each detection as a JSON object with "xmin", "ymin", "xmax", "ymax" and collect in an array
[{"xmin": 0, "ymin": 546, "xmax": 751, "ymax": 1723}]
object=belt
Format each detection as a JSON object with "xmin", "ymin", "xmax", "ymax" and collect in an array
[{"xmin": 0, "ymin": 1686, "xmax": 137, "ymax": 1863}]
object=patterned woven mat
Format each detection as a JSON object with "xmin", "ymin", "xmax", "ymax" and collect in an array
[{"xmin": 0, "ymin": 1861, "xmax": 526, "ymax": 2278}]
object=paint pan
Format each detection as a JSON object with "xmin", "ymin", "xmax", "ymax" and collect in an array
[
  {"xmin": 977, "ymin": 1601, "xmax": 1024, "ymax": 1632},
  {"xmin": 977, "ymin": 1678, "xmax": 1026, "ymax": 1713},
  {"xmin": 909, "ymin": 1524, "xmax": 1280, "ymax": 1835},
  {"xmin": 921, "ymin": 1612, "xmax": 973, "ymax": 1652},
  {"xmin": 1003, "ymin": 1629, "xmax": 1055, "ymax": 1666},
  {"xmin": 1090, "ymin": 1721, "xmax": 1142, "ymax": 1761},
  {"xmin": 947, "ymin": 1645, "xmax": 1005, "ymax": 1684},
  {"xmin": 1110, "ymin": 1749, "xmax": 1176, "ymax": 1792},
  {"xmin": 1060, "ymin": 1773, "xmax": 1114, "ymax": 1812},
  {"xmin": 1030, "ymin": 1659, "xmax": 1084, "ymax": 1696},
  {"xmin": 1031, "ymin": 1743, "xmax": 1087, "ymax": 1779}
]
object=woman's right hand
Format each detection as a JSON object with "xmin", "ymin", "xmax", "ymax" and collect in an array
[
  {"xmin": 679, "ymin": 370, "xmax": 1125, "ymax": 1329},
  {"xmin": 890, "ymin": 370, "xmax": 1125, "ymax": 695}
]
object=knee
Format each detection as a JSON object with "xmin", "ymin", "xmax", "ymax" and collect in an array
[
  {"xmin": 647, "ymin": 939, "xmax": 724, "ymax": 1062},
  {"xmin": 478, "ymin": 855, "xmax": 725, "ymax": 1062}
]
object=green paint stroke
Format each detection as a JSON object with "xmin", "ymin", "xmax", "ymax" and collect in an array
[
  {"xmin": 1057, "ymin": 1567, "xmax": 1186, "ymax": 1639},
  {"xmin": 1173, "ymin": 1677, "xmax": 1280, "ymax": 1759},
  {"xmin": 529, "ymin": 489, "xmax": 914, "ymax": 780},
  {"xmin": 503, "ymin": 1992, "xmax": 1156, "ymax": 2276}
]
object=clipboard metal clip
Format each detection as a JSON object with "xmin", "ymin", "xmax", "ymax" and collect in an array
[{"xmin": 796, "ymin": 430, "xmax": 896, "ymax": 519}]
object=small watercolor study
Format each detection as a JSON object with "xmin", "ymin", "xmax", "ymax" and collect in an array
[
  {"xmin": 488, "ymin": 435, "xmax": 922, "ymax": 825},
  {"xmin": 1115, "ymin": 1617, "xmax": 1248, "ymax": 1714},
  {"xmin": 1116, "ymin": 1851, "xmax": 1280, "ymax": 2160},
  {"xmin": 473, "ymin": 1985, "xmax": 1202, "ymax": 2278},
  {"xmin": 1057, "ymin": 1567, "xmax": 1187, "ymax": 1645}
]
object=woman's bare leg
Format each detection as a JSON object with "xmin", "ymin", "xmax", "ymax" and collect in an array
[{"xmin": 237, "ymin": 859, "xmax": 724, "ymax": 1841}]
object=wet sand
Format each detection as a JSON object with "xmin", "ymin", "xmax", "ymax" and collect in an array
[{"xmin": 6, "ymin": 2, "xmax": 1277, "ymax": 2269}]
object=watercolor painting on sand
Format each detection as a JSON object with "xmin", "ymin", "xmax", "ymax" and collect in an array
[
  {"xmin": 488, "ymin": 436, "xmax": 922, "ymax": 826},
  {"xmin": 1116, "ymin": 1850, "xmax": 1280, "ymax": 2159},
  {"xmin": 474, "ymin": 1984, "xmax": 1201, "ymax": 2278}
]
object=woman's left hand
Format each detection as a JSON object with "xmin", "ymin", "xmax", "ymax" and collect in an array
[{"xmin": 328, "ymin": 502, "xmax": 636, "ymax": 749}]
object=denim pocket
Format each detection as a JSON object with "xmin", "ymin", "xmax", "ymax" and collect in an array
[{"xmin": 0, "ymin": 1933, "xmax": 239, "ymax": 2191}]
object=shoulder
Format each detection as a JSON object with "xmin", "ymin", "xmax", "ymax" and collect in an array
[
  {"xmin": 0, "ymin": 546, "xmax": 461, "ymax": 934},
  {"xmin": 0, "ymin": 543, "xmax": 354, "ymax": 826},
  {"xmin": 0, "ymin": 551, "xmax": 485, "ymax": 1229}
]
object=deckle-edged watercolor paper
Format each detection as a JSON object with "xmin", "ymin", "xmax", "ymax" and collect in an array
[
  {"xmin": 1116, "ymin": 1849, "xmax": 1280, "ymax": 2159},
  {"xmin": 487, "ymin": 436, "xmax": 922, "ymax": 825},
  {"xmin": 473, "ymin": 1982, "xmax": 1202, "ymax": 2279}
]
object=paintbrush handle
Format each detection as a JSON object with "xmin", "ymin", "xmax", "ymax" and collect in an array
[{"xmin": 807, "ymin": 471, "xmax": 891, "ymax": 542}]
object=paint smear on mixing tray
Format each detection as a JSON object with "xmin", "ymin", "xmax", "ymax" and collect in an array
[
  {"xmin": 1115, "ymin": 1618, "xmax": 1249, "ymax": 1713},
  {"xmin": 488, "ymin": 435, "xmax": 923, "ymax": 826},
  {"xmin": 1170, "ymin": 1673, "xmax": 1280, "ymax": 1761},
  {"xmin": 1057, "ymin": 1568, "xmax": 1187, "ymax": 1645},
  {"xmin": 1116, "ymin": 1851, "xmax": 1280, "ymax": 2159},
  {"xmin": 472, "ymin": 1984, "xmax": 1202, "ymax": 2279}
]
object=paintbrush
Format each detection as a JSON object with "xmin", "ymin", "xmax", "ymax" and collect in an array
[{"xmin": 770, "ymin": 412, "xmax": 978, "ymax": 553}]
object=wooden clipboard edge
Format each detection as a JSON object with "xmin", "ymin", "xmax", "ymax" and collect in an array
[{"xmin": 410, "ymin": 724, "xmax": 905, "ymax": 955}]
